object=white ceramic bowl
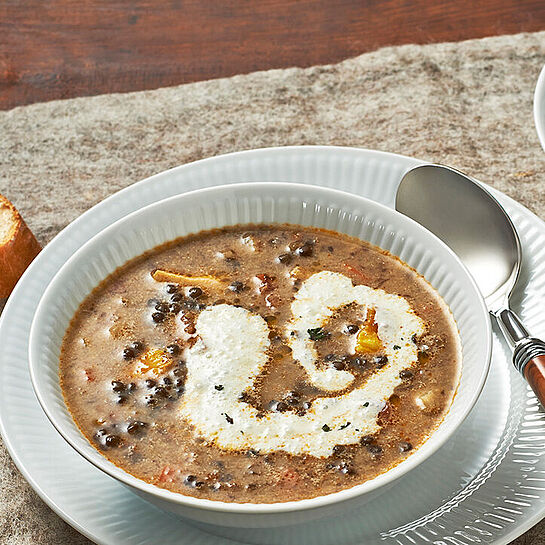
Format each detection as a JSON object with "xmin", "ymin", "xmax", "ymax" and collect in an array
[
  {"xmin": 534, "ymin": 63, "xmax": 545, "ymax": 152},
  {"xmin": 29, "ymin": 182, "xmax": 491, "ymax": 528}
]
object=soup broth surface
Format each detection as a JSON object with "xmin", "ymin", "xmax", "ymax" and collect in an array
[{"xmin": 60, "ymin": 224, "xmax": 460, "ymax": 503}]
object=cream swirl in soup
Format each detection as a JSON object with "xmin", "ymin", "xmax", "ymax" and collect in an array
[{"xmin": 181, "ymin": 272, "xmax": 425, "ymax": 457}]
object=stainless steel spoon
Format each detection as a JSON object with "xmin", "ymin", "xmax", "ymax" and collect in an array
[{"xmin": 396, "ymin": 163, "xmax": 545, "ymax": 405}]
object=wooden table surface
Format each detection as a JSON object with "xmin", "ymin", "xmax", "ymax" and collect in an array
[{"xmin": 1, "ymin": 0, "xmax": 545, "ymax": 111}]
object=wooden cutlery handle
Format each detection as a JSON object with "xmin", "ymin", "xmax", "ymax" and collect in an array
[{"xmin": 524, "ymin": 355, "xmax": 545, "ymax": 407}]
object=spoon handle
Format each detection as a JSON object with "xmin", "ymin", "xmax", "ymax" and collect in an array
[
  {"xmin": 495, "ymin": 308, "xmax": 545, "ymax": 406},
  {"xmin": 523, "ymin": 355, "xmax": 545, "ymax": 406}
]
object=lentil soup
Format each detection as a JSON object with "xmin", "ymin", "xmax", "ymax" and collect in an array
[{"xmin": 60, "ymin": 224, "xmax": 461, "ymax": 503}]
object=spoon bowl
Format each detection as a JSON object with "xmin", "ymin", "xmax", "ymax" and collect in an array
[
  {"xmin": 396, "ymin": 163, "xmax": 545, "ymax": 405},
  {"xmin": 395, "ymin": 164, "xmax": 521, "ymax": 311}
]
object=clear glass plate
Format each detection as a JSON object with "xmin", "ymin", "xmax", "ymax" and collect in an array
[{"xmin": 1, "ymin": 146, "xmax": 544, "ymax": 545}]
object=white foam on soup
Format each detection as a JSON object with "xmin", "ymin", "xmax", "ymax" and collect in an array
[{"xmin": 179, "ymin": 271, "xmax": 426, "ymax": 457}]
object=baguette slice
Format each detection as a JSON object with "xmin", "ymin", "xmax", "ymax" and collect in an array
[{"xmin": 0, "ymin": 194, "xmax": 41, "ymax": 298}]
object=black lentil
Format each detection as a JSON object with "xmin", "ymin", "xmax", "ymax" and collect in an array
[
  {"xmin": 373, "ymin": 355, "xmax": 388, "ymax": 368},
  {"xmin": 130, "ymin": 341, "xmax": 144, "ymax": 353},
  {"xmin": 295, "ymin": 241, "xmax": 314, "ymax": 257},
  {"xmin": 367, "ymin": 444, "xmax": 383, "ymax": 455},
  {"xmin": 127, "ymin": 421, "xmax": 147, "ymax": 435},
  {"xmin": 277, "ymin": 253, "xmax": 292, "ymax": 264},
  {"xmin": 104, "ymin": 434, "xmax": 122, "ymax": 448},
  {"xmin": 154, "ymin": 302, "xmax": 170, "ymax": 314},
  {"xmin": 229, "ymin": 281, "xmax": 244, "ymax": 293},
  {"xmin": 269, "ymin": 400, "xmax": 288, "ymax": 412},
  {"xmin": 111, "ymin": 380, "xmax": 126, "ymax": 392},
  {"xmin": 166, "ymin": 343, "xmax": 180, "ymax": 356},
  {"xmin": 345, "ymin": 324, "xmax": 359, "ymax": 334},
  {"xmin": 122, "ymin": 348, "xmax": 135, "ymax": 360},
  {"xmin": 169, "ymin": 302, "xmax": 182, "ymax": 314},
  {"xmin": 188, "ymin": 287, "xmax": 203, "ymax": 299}
]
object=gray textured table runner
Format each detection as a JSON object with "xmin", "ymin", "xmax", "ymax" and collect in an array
[{"xmin": 1, "ymin": 31, "xmax": 545, "ymax": 545}]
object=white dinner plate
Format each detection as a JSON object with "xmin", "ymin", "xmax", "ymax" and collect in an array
[{"xmin": 1, "ymin": 146, "xmax": 545, "ymax": 545}]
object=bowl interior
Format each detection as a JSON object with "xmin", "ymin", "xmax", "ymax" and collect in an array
[{"xmin": 29, "ymin": 182, "xmax": 491, "ymax": 513}]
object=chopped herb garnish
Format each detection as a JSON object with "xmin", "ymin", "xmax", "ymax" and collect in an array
[
  {"xmin": 308, "ymin": 327, "xmax": 329, "ymax": 340},
  {"xmin": 322, "ymin": 424, "xmax": 331, "ymax": 432},
  {"xmin": 393, "ymin": 345, "xmax": 401, "ymax": 350},
  {"xmin": 363, "ymin": 402, "xmax": 369, "ymax": 408},
  {"xmin": 223, "ymin": 413, "xmax": 234, "ymax": 424},
  {"xmin": 214, "ymin": 385, "xmax": 224, "ymax": 391},
  {"xmin": 339, "ymin": 422, "xmax": 351, "ymax": 430}
]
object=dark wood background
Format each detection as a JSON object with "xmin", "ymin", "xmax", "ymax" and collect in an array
[{"xmin": 1, "ymin": 0, "xmax": 545, "ymax": 110}]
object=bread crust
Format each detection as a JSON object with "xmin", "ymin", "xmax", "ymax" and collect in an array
[{"xmin": 0, "ymin": 194, "xmax": 41, "ymax": 298}]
